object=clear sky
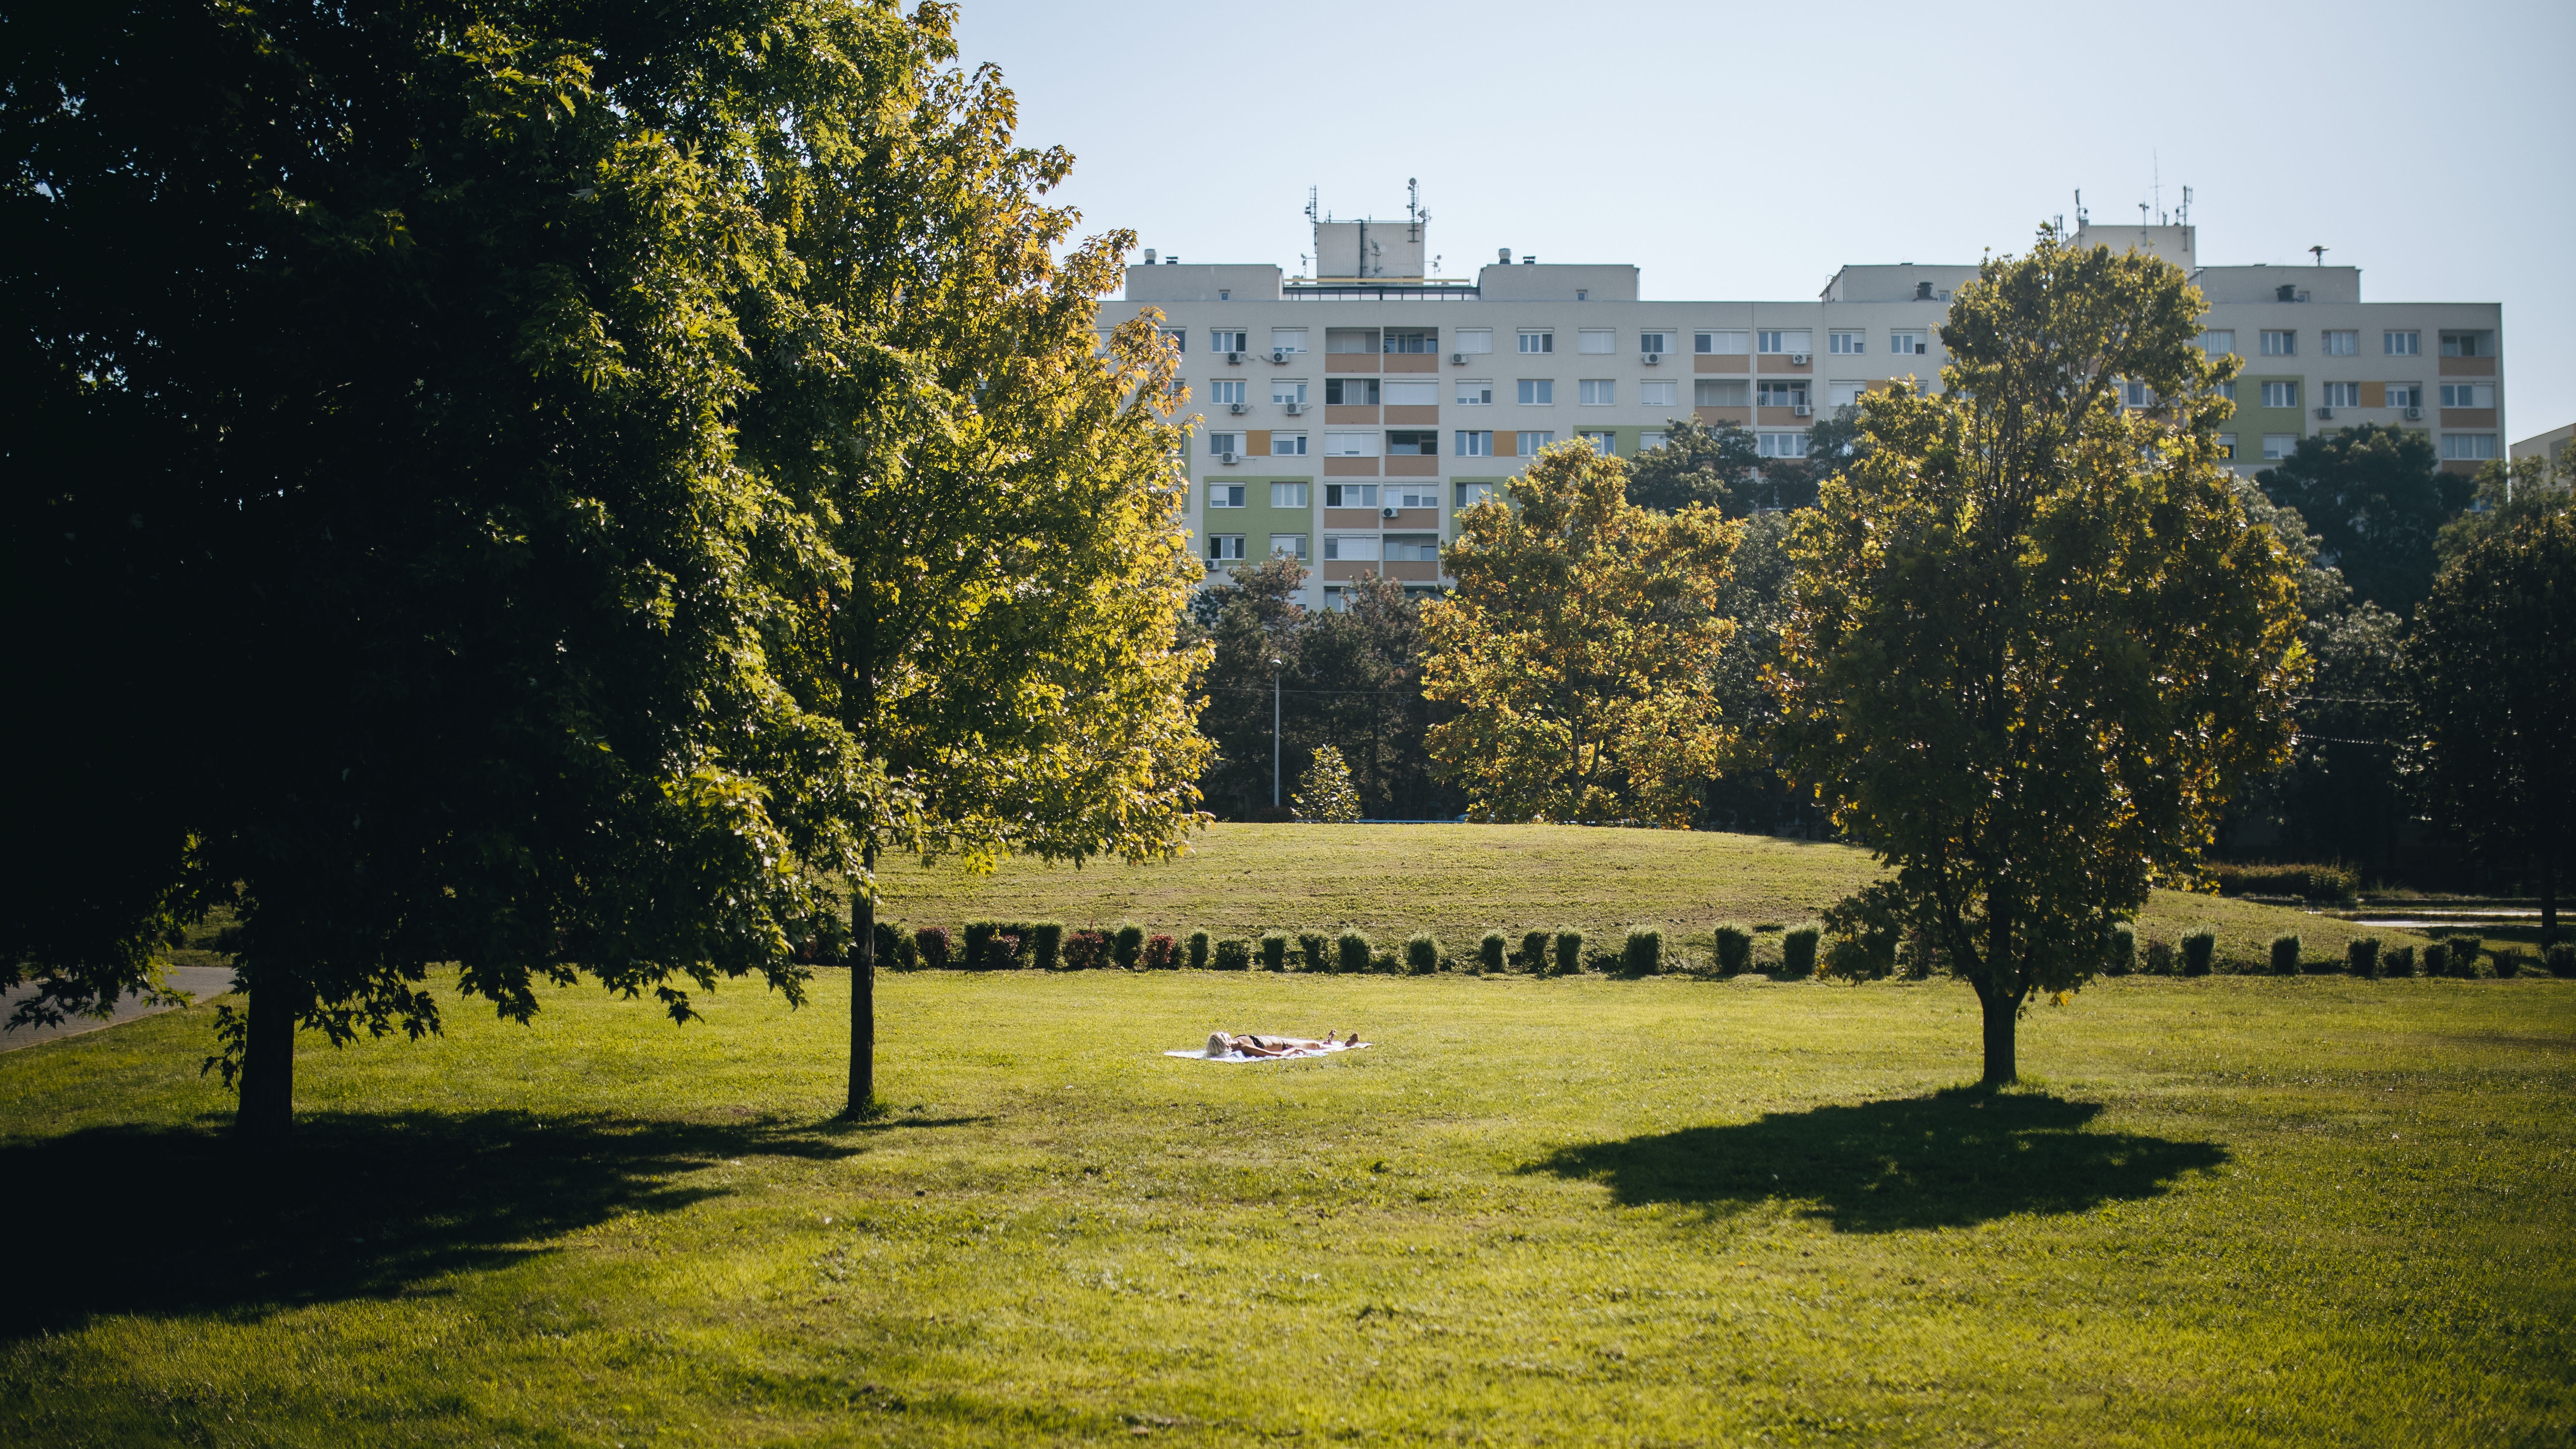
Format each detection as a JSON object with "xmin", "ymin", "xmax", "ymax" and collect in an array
[{"xmin": 953, "ymin": 0, "xmax": 2575, "ymax": 441}]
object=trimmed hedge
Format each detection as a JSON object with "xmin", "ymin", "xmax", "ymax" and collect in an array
[
  {"xmin": 2214, "ymin": 862, "xmax": 2360, "ymax": 900},
  {"xmin": 1187, "ymin": 930, "xmax": 1210, "ymax": 970},
  {"xmin": 1405, "ymin": 933, "xmax": 1440, "ymax": 975},
  {"xmin": 2269, "ymin": 934, "xmax": 2303, "ymax": 976},
  {"xmin": 1213, "ymin": 938, "xmax": 1253, "ymax": 972},
  {"xmin": 2550, "ymin": 945, "xmax": 2576, "ymax": 979},
  {"xmin": 2345, "ymin": 937, "xmax": 2381, "ymax": 978},
  {"xmin": 1622, "ymin": 927, "xmax": 1663, "ymax": 977},
  {"xmin": 1519, "ymin": 930, "xmax": 1550, "ymax": 974},
  {"xmin": 1337, "ymin": 931, "xmax": 1372, "ymax": 975},
  {"xmin": 914, "ymin": 926, "xmax": 953, "ymax": 972},
  {"xmin": 2422, "ymin": 942, "xmax": 2450, "ymax": 978},
  {"xmin": 1260, "ymin": 933, "xmax": 1289, "ymax": 973},
  {"xmin": 1027, "ymin": 922, "xmax": 1063, "ymax": 971},
  {"xmin": 2143, "ymin": 938, "xmax": 2175, "ymax": 975},
  {"xmin": 2385, "ymin": 944, "xmax": 2415, "ymax": 978},
  {"xmin": 2445, "ymin": 936, "xmax": 2483, "ymax": 978},
  {"xmin": 1478, "ymin": 932, "xmax": 1507, "ymax": 973},
  {"xmin": 1713, "ymin": 924, "xmax": 1752, "ymax": 977},
  {"xmin": 1143, "ymin": 933, "xmax": 1177, "ymax": 970},
  {"xmin": 1297, "ymin": 932, "xmax": 1331, "ymax": 973},
  {"xmin": 1552, "ymin": 930, "xmax": 1584, "ymax": 977},
  {"xmin": 1112, "ymin": 925, "xmax": 1145, "ymax": 971},
  {"xmin": 1781, "ymin": 925, "xmax": 1820, "ymax": 979},
  {"xmin": 2105, "ymin": 923, "xmax": 2136, "ymax": 977},
  {"xmin": 2181, "ymin": 930, "xmax": 2215, "ymax": 977}
]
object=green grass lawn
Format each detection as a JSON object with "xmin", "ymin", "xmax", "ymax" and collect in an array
[
  {"xmin": 876, "ymin": 824, "xmax": 2423, "ymax": 971},
  {"xmin": 5, "ymin": 959, "xmax": 2571, "ymax": 1446}
]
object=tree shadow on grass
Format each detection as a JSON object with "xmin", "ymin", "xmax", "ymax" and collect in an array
[
  {"xmin": 0, "ymin": 1109, "xmax": 879, "ymax": 1339},
  {"xmin": 1524, "ymin": 1087, "xmax": 2227, "ymax": 1233}
]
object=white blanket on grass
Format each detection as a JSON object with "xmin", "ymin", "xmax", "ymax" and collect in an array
[{"xmin": 1165, "ymin": 1040, "xmax": 1371, "ymax": 1063}]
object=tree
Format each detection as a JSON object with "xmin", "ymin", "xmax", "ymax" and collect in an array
[
  {"xmin": 740, "ymin": 3, "xmax": 1210, "ymax": 1115},
  {"xmin": 1292, "ymin": 747, "xmax": 1362, "ymax": 823},
  {"xmin": 1695, "ymin": 512, "xmax": 1815, "ymax": 835},
  {"xmin": 2436, "ymin": 453, "xmax": 2574, "ymax": 569},
  {"xmin": 5, "ymin": 0, "xmax": 863, "ymax": 1135},
  {"xmin": 1626, "ymin": 415, "xmax": 1820, "ymax": 516},
  {"xmin": 2256, "ymin": 423, "xmax": 2470, "ymax": 617},
  {"xmin": 1423, "ymin": 441, "xmax": 1740, "ymax": 826},
  {"xmin": 1775, "ymin": 229, "xmax": 2305, "ymax": 1084},
  {"xmin": 2410, "ymin": 510, "xmax": 2576, "ymax": 943},
  {"xmin": 1192, "ymin": 557, "xmax": 1310, "ymax": 820},
  {"xmin": 1297, "ymin": 572, "xmax": 1451, "ymax": 820}
]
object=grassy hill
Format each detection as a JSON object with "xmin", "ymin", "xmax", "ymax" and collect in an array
[{"xmin": 880, "ymin": 823, "xmax": 2418, "ymax": 972}]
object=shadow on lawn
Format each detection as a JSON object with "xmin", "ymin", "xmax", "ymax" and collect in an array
[
  {"xmin": 1525, "ymin": 1088, "xmax": 2226, "ymax": 1232},
  {"xmin": 0, "ymin": 1109, "xmax": 877, "ymax": 1338}
]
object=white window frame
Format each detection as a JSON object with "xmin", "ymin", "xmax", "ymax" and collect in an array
[
  {"xmin": 1827, "ymin": 331, "xmax": 1865, "ymax": 355},
  {"xmin": 2322, "ymin": 382, "xmax": 2362, "ymax": 409},
  {"xmin": 2260, "ymin": 330, "xmax": 2296, "ymax": 357},
  {"xmin": 1272, "ymin": 378, "xmax": 1308, "ymax": 407},
  {"xmin": 1324, "ymin": 483, "xmax": 1379, "ymax": 508},
  {"xmin": 2383, "ymin": 330, "xmax": 2419, "ymax": 356},
  {"xmin": 1210, "ymin": 379, "xmax": 1246, "ymax": 405},
  {"xmin": 1270, "ymin": 482, "xmax": 1310, "ymax": 508},
  {"xmin": 2199, "ymin": 330, "xmax": 2236, "ymax": 356},
  {"xmin": 1756, "ymin": 380, "xmax": 1810, "ymax": 408},
  {"xmin": 1517, "ymin": 329, "xmax": 1554, "ymax": 354},
  {"xmin": 1828, "ymin": 381, "xmax": 1867, "ymax": 409},
  {"xmin": 1383, "ymin": 533, "xmax": 1441, "ymax": 562},
  {"xmin": 2440, "ymin": 433, "xmax": 2496, "ymax": 460},
  {"xmin": 1637, "ymin": 379, "xmax": 1678, "ymax": 407},
  {"xmin": 1695, "ymin": 330, "xmax": 1750, "ymax": 355},
  {"xmin": 1321, "ymin": 535, "xmax": 1379, "ymax": 561},
  {"xmin": 1322, "ymin": 432, "xmax": 1379, "ymax": 458},
  {"xmin": 1207, "ymin": 431, "xmax": 1242, "ymax": 456},
  {"xmin": 1639, "ymin": 430, "xmax": 1669, "ymax": 451},
  {"xmin": 1578, "ymin": 430, "xmax": 1616, "ymax": 456},
  {"xmin": 1455, "ymin": 482, "xmax": 1502, "ymax": 509},
  {"xmin": 1388, "ymin": 483, "xmax": 1442, "ymax": 510},
  {"xmin": 1454, "ymin": 328, "xmax": 1493, "ymax": 355},
  {"xmin": 1206, "ymin": 483, "xmax": 1248, "ymax": 508},
  {"xmin": 1381, "ymin": 379, "xmax": 1439, "ymax": 408},
  {"xmin": 1270, "ymin": 534, "xmax": 1309, "ymax": 560},
  {"xmin": 1577, "ymin": 329, "xmax": 1616, "ymax": 355},
  {"xmin": 1270, "ymin": 327, "xmax": 1307, "ymax": 354},
  {"xmin": 2439, "ymin": 383, "xmax": 2494, "ymax": 409},
  {"xmin": 1455, "ymin": 378, "xmax": 1493, "ymax": 406},
  {"xmin": 1579, "ymin": 379, "xmax": 1615, "ymax": 406},
  {"xmin": 1160, "ymin": 328, "xmax": 1186, "ymax": 353},
  {"xmin": 1756, "ymin": 431, "xmax": 1809, "ymax": 459},
  {"xmin": 1756, "ymin": 329, "xmax": 1812, "ymax": 355},
  {"xmin": 1695, "ymin": 379, "xmax": 1748, "ymax": 407},
  {"xmin": 2260, "ymin": 381, "xmax": 2300, "ymax": 409},
  {"xmin": 2262, "ymin": 434, "xmax": 2299, "ymax": 461},
  {"xmin": 1271, "ymin": 432, "xmax": 1308, "ymax": 456},
  {"xmin": 2323, "ymin": 330, "xmax": 2358, "ymax": 357},
  {"xmin": 1210, "ymin": 330, "xmax": 1248, "ymax": 355},
  {"xmin": 1638, "ymin": 331, "xmax": 1674, "ymax": 355},
  {"xmin": 1455, "ymin": 430, "xmax": 1494, "ymax": 457},
  {"xmin": 1385, "ymin": 430, "xmax": 1440, "ymax": 457},
  {"xmin": 1518, "ymin": 379, "xmax": 1554, "ymax": 406},
  {"xmin": 1889, "ymin": 330, "xmax": 1928, "ymax": 356},
  {"xmin": 1207, "ymin": 534, "xmax": 1247, "ymax": 561},
  {"xmin": 1515, "ymin": 431, "xmax": 1555, "ymax": 456},
  {"xmin": 2217, "ymin": 434, "xmax": 2237, "ymax": 460},
  {"xmin": 2385, "ymin": 383, "xmax": 2421, "ymax": 409}
]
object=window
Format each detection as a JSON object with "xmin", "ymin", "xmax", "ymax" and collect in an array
[
  {"xmin": 1325, "ymin": 329, "xmax": 1377, "ymax": 353},
  {"xmin": 1207, "ymin": 432, "xmax": 1241, "ymax": 457},
  {"xmin": 1384, "ymin": 329, "xmax": 1437, "ymax": 354},
  {"xmin": 1889, "ymin": 330, "xmax": 1928, "ymax": 356},
  {"xmin": 1828, "ymin": 380, "xmax": 1868, "ymax": 409},
  {"xmin": 1756, "ymin": 380, "xmax": 1810, "ymax": 408},
  {"xmin": 2217, "ymin": 380, "xmax": 2237, "ymax": 401},
  {"xmin": 1578, "ymin": 329, "xmax": 1616, "ymax": 354},
  {"xmin": 1207, "ymin": 535, "xmax": 1246, "ymax": 561},
  {"xmin": 1270, "ymin": 327, "xmax": 1307, "ymax": 354},
  {"xmin": 1639, "ymin": 430, "xmax": 1669, "ymax": 451},
  {"xmin": 1828, "ymin": 331, "xmax": 1865, "ymax": 355},
  {"xmin": 1271, "ymin": 534, "xmax": 1309, "ymax": 560},
  {"xmin": 2441, "ymin": 433, "xmax": 2497, "ymax": 460},
  {"xmin": 1324, "ymin": 483, "xmax": 1379, "ymax": 507},
  {"xmin": 2122, "ymin": 380, "xmax": 2152, "ymax": 408},
  {"xmin": 1579, "ymin": 379, "xmax": 1616, "ymax": 406},
  {"xmin": 2440, "ymin": 332, "xmax": 2489, "ymax": 358},
  {"xmin": 1382, "ymin": 380, "xmax": 1437, "ymax": 407},
  {"xmin": 2260, "ymin": 330, "xmax": 2296, "ymax": 356},
  {"xmin": 1518, "ymin": 330, "xmax": 1554, "ymax": 353},
  {"xmin": 1695, "ymin": 330, "xmax": 1750, "ymax": 355},
  {"xmin": 2385, "ymin": 383, "xmax": 2421, "ymax": 409},
  {"xmin": 1638, "ymin": 380, "xmax": 1678, "ymax": 407},
  {"xmin": 1272, "ymin": 378, "xmax": 1307, "ymax": 406},
  {"xmin": 1579, "ymin": 430, "xmax": 1616, "ymax": 456},
  {"xmin": 2260, "ymin": 381, "xmax": 2300, "ymax": 409},
  {"xmin": 1160, "ymin": 328, "xmax": 1185, "ymax": 352},
  {"xmin": 2440, "ymin": 383, "xmax": 2495, "ymax": 408},
  {"xmin": 1455, "ymin": 430, "xmax": 1494, "ymax": 457},
  {"xmin": 1518, "ymin": 379, "xmax": 1554, "ymax": 405},
  {"xmin": 1455, "ymin": 482, "xmax": 1502, "ymax": 509},
  {"xmin": 1389, "ymin": 483, "xmax": 1441, "ymax": 510},
  {"xmin": 1386, "ymin": 430, "xmax": 1439, "ymax": 456},
  {"xmin": 2216, "ymin": 434, "xmax": 2237, "ymax": 460},
  {"xmin": 1454, "ymin": 328, "xmax": 1493, "ymax": 354},
  {"xmin": 1757, "ymin": 329, "xmax": 1812, "ymax": 355},
  {"xmin": 2262, "ymin": 434, "xmax": 2299, "ymax": 461},
  {"xmin": 1206, "ymin": 483, "xmax": 1247, "ymax": 508},
  {"xmin": 2321, "ymin": 382, "xmax": 2361, "ymax": 408},
  {"xmin": 1639, "ymin": 331, "xmax": 1673, "ymax": 355},
  {"xmin": 1756, "ymin": 431, "xmax": 1809, "ymax": 458},
  {"xmin": 1211, "ymin": 380, "xmax": 1246, "ymax": 405},
  {"xmin": 1385, "ymin": 534, "xmax": 1441, "ymax": 562},
  {"xmin": 1211, "ymin": 330, "xmax": 1247, "ymax": 355},
  {"xmin": 1322, "ymin": 433, "xmax": 1379, "ymax": 458},
  {"xmin": 1695, "ymin": 379, "xmax": 1749, "ymax": 407},
  {"xmin": 2383, "ymin": 330, "xmax": 2419, "ymax": 356},
  {"xmin": 1456, "ymin": 378, "xmax": 1493, "ymax": 406},
  {"xmin": 1270, "ymin": 482, "xmax": 1310, "ymax": 508},
  {"xmin": 1322, "ymin": 535, "xmax": 1379, "ymax": 561},
  {"xmin": 1324, "ymin": 378, "xmax": 1380, "ymax": 406},
  {"xmin": 2323, "ymin": 330, "xmax": 2358, "ymax": 357},
  {"xmin": 1516, "ymin": 431, "xmax": 1555, "ymax": 456},
  {"xmin": 1271, "ymin": 432, "xmax": 1308, "ymax": 455},
  {"xmin": 2200, "ymin": 329, "xmax": 2236, "ymax": 356}
]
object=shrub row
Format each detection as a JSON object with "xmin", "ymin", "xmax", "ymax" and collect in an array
[{"xmin": 2211, "ymin": 862, "xmax": 2361, "ymax": 901}]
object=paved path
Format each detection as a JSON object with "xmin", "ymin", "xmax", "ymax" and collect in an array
[{"xmin": 0, "ymin": 966, "xmax": 238, "ymax": 1052}]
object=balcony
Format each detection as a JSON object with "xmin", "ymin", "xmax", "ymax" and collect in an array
[
  {"xmin": 1324, "ymin": 458, "xmax": 1379, "ymax": 477},
  {"xmin": 1694, "ymin": 405, "xmax": 1751, "ymax": 425},
  {"xmin": 1385, "ymin": 404, "xmax": 1440, "ymax": 425},
  {"xmin": 2437, "ymin": 356, "xmax": 2496, "ymax": 377},
  {"xmin": 2440, "ymin": 408, "xmax": 2496, "ymax": 428},
  {"xmin": 1322, "ymin": 507, "xmax": 1382, "ymax": 528},
  {"xmin": 1383, "ymin": 507, "xmax": 1440, "ymax": 529},
  {"xmin": 1385, "ymin": 456, "xmax": 1438, "ymax": 477},
  {"xmin": 1324, "ymin": 405, "xmax": 1379, "ymax": 425},
  {"xmin": 1694, "ymin": 355, "xmax": 1747, "ymax": 374},
  {"xmin": 1382, "ymin": 353, "xmax": 1437, "ymax": 373},
  {"xmin": 1324, "ymin": 352, "xmax": 1379, "ymax": 373},
  {"xmin": 1757, "ymin": 354, "xmax": 1812, "ymax": 374}
]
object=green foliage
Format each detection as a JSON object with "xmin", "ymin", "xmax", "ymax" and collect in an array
[
  {"xmin": 1143, "ymin": 935, "xmax": 1178, "ymax": 971},
  {"xmin": 2387, "ymin": 945, "xmax": 2416, "ymax": 978},
  {"xmin": 2182, "ymin": 931, "xmax": 2217, "ymax": 977},
  {"xmin": 2107, "ymin": 923, "xmax": 2137, "ymax": 978},
  {"xmin": 2213, "ymin": 863, "xmax": 2360, "ymax": 900},
  {"xmin": 1258, "ymin": 933, "xmax": 1289, "ymax": 973},
  {"xmin": 2422, "ymin": 942, "xmax": 2451, "ymax": 978},
  {"xmin": 1337, "ymin": 932, "xmax": 1373, "ymax": 975},
  {"xmin": 1478, "ymin": 933, "xmax": 1508, "ymax": 973},
  {"xmin": 1425, "ymin": 442, "xmax": 1741, "ymax": 826},
  {"xmin": 1061, "ymin": 929, "xmax": 1107, "ymax": 971},
  {"xmin": 1552, "ymin": 930, "xmax": 1586, "ymax": 977},
  {"xmin": 1212, "ymin": 939, "xmax": 1252, "ymax": 972},
  {"xmin": 1775, "ymin": 226, "xmax": 2303, "ymax": 1081},
  {"xmin": 2436, "ymin": 453, "xmax": 2575, "ymax": 570},
  {"xmin": 1292, "ymin": 745, "xmax": 1364, "ymax": 824},
  {"xmin": 1296, "ymin": 933, "xmax": 1332, "ymax": 974},
  {"xmin": 2345, "ymin": 937, "xmax": 2381, "ymax": 978},
  {"xmin": 1112, "ymin": 926, "xmax": 1146, "ymax": 972},
  {"xmin": 914, "ymin": 927, "xmax": 953, "ymax": 972},
  {"xmin": 1404, "ymin": 934, "xmax": 1441, "ymax": 976},
  {"xmin": 1521, "ymin": 931, "xmax": 1552, "ymax": 974},
  {"xmin": 1027, "ymin": 923, "xmax": 1063, "ymax": 972},
  {"xmin": 1714, "ymin": 924, "xmax": 1754, "ymax": 976},
  {"xmin": 2446, "ymin": 937, "xmax": 2484, "ymax": 978},
  {"xmin": 2270, "ymin": 935, "xmax": 2304, "ymax": 975},
  {"xmin": 1820, "ymin": 883, "xmax": 1910, "ymax": 981},
  {"xmin": 1621, "ymin": 928, "xmax": 1665, "ymax": 978},
  {"xmin": 1625, "ymin": 416, "xmax": 1772, "ymax": 514},
  {"xmin": 2142, "ymin": 938, "xmax": 2175, "ymax": 975},
  {"xmin": 2255, "ymin": 424, "xmax": 2469, "ymax": 617},
  {"xmin": 2491, "ymin": 950, "xmax": 2521, "ymax": 981},
  {"xmin": 1187, "ymin": 931, "xmax": 1211, "ymax": 971},
  {"xmin": 963, "ymin": 922, "xmax": 1000, "ymax": 969},
  {"xmin": 1781, "ymin": 926, "xmax": 1821, "ymax": 979},
  {"xmin": 2549, "ymin": 945, "xmax": 2575, "ymax": 979}
]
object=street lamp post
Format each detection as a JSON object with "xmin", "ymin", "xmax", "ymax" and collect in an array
[{"xmin": 1270, "ymin": 657, "xmax": 1285, "ymax": 811}]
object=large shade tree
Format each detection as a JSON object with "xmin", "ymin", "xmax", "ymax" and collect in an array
[
  {"xmin": 1776, "ymin": 229, "xmax": 2305, "ymax": 1083},
  {"xmin": 740, "ymin": 2, "xmax": 1210, "ymax": 1115},
  {"xmin": 2255, "ymin": 423, "xmax": 2471, "ymax": 617}
]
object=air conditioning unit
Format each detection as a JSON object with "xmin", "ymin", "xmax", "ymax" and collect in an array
[
  {"xmin": 1792, "ymin": 404, "xmax": 1812, "ymax": 417},
  {"xmin": 1218, "ymin": 452, "xmax": 1239, "ymax": 465},
  {"xmin": 1451, "ymin": 352, "xmax": 1468, "ymax": 365},
  {"xmin": 1229, "ymin": 402, "xmax": 1248, "ymax": 415},
  {"xmin": 1226, "ymin": 351, "xmax": 1243, "ymax": 365},
  {"xmin": 2315, "ymin": 407, "xmax": 2334, "ymax": 420},
  {"xmin": 1640, "ymin": 352, "xmax": 1661, "ymax": 365},
  {"xmin": 1284, "ymin": 401, "xmax": 1305, "ymax": 415},
  {"xmin": 1381, "ymin": 506, "xmax": 1401, "ymax": 520},
  {"xmin": 1271, "ymin": 349, "xmax": 1290, "ymax": 364},
  {"xmin": 1789, "ymin": 352, "xmax": 1810, "ymax": 366},
  {"xmin": 2404, "ymin": 406, "xmax": 2422, "ymax": 420}
]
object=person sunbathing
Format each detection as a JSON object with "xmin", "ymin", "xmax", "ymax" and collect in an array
[{"xmin": 1204, "ymin": 1030, "xmax": 1358, "ymax": 1058}]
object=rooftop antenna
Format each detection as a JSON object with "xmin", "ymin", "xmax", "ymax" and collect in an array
[
  {"xmin": 2139, "ymin": 201, "xmax": 2150, "ymax": 226},
  {"xmin": 2179, "ymin": 185, "xmax": 2192, "ymax": 227},
  {"xmin": 2075, "ymin": 188, "xmax": 2088, "ymax": 227},
  {"xmin": 1406, "ymin": 177, "xmax": 1429, "ymax": 242},
  {"xmin": 2309, "ymin": 244, "xmax": 2328, "ymax": 266},
  {"xmin": 1304, "ymin": 186, "xmax": 1318, "ymax": 224},
  {"xmin": 2153, "ymin": 152, "xmax": 2163, "ymax": 225}
]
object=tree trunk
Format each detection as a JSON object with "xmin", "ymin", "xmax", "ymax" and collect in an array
[
  {"xmin": 1979, "ymin": 987, "xmax": 2018, "ymax": 1086},
  {"xmin": 236, "ymin": 972, "xmax": 299, "ymax": 1140},
  {"xmin": 847, "ymin": 843, "xmax": 878, "ymax": 1118}
]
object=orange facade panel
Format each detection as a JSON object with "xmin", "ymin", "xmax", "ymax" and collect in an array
[
  {"xmin": 1693, "ymin": 406, "xmax": 1751, "ymax": 425},
  {"xmin": 1385, "ymin": 405, "xmax": 1439, "ymax": 425},
  {"xmin": 1324, "ymin": 457, "xmax": 1380, "ymax": 476},
  {"xmin": 1246, "ymin": 429, "xmax": 1272, "ymax": 454},
  {"xmin": 1325, "ymin": 353, "xmax": 1379, "ymax": 373},
  {"xmin": 1321, "ymin": 561, "xmax": 1379, "ymax": 581},
  {"xmin": 1756, "ymin": 406, "xmax": 1810, "ymax": 425},
  {"xmin": 1380, "ymin": 561, "xmax": 1440, "ymax": 581},
  {"xmin": 1324, "ymin": 405, "xmax": 1380, "ymax": 425},
  {"xmin": 1385, "ymin": 456, "xmax": 1438, "ymax": 477},
  {"xmin": 2440, "ymin": 408, "xmax": 2497, "ymax": 428},
  {"xmin": 1382, "ymin": 354, "xmax": 1437, "ymax": 373},
  {"xmin": 1757, "ymin": 354, "xmax": 1811, "ymax": 374},
  {"xmin": 2438, "ymin": 356, "xmax": 2497, "ymax": 377},
  {"xmin": 1322, "ymin": 508, "xmax": 1382, "ymax": 528},
  {"xmin": 2360, "ymin": 383, "xmax": 2385, "ymax": 409},
  {"xmin": 1385, "ymin": 507, "xmax": 1440, "ymax": 529},
  {"xmin": 1694, "ymin": 355, "xmax": 1747, "ymax": 374}
]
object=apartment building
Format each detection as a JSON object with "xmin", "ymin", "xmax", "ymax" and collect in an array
[{"xmin": 1108, "ymin": 216, "xmax": 2506, "ymax": 605}]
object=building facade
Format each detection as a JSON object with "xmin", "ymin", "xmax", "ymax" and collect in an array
[{"xmin": 1106, "ymin": 219, "xmax": 2505, "ymax": 605}]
